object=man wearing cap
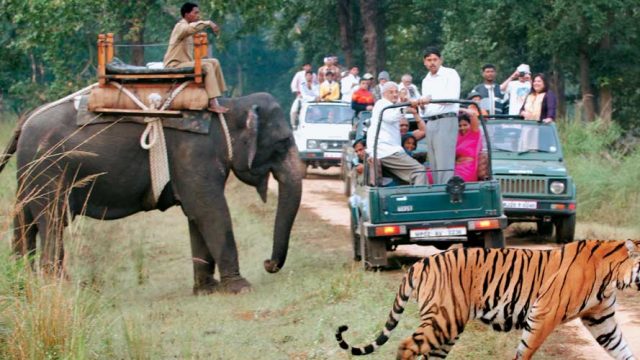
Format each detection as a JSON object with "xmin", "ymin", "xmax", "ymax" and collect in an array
[
  {"xmin": 319, "ymin": 71, "xmax": 340, "ymax": 101},
  {"xmin": 420, "ymin": 46, "xmax": 460, "ymax": 184},
  {"xmin": 472, "ymin": 64, "xmax": 504, "ymax": 115},
  {"xmin": 372, "ymin": 71, "xmax": 390, "ymax": 101},
  {"xmin": 340, "ymin": 66, "xmax": 360, "ymax": 102},
  {"xmin": 500, "ymin": 64, "xmax": 532, "ymax": 115},
  {"xmin": 367, "ymin": 82, "xmax": 428, "ymax": 185}
]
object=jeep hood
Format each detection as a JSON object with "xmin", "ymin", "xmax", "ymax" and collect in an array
[{"xmin": 492, "ymin": 159, "xmax": 567, "ymax": 177}]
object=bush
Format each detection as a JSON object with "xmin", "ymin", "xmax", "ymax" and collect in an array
[{"xmin": 558, "ymin": 119, "xmax": 640, "ymax": 227}]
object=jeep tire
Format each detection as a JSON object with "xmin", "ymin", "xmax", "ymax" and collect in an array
[
  {"xmin": 351, "ymin": 215, "xmax": 361, "ymax": 261},
  {"xmin": 555, "ymin": 214, "xmax": 576, "ymax": 244},
  {"xmin": 536, "ymin": 221, "xmax": 554, "ymax": 238},
  {"xmin": 484, "ymin": 229, "xmax": 506, "ymax": 248}
]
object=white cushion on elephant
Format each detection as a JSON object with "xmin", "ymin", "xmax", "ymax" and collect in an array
[{"xmin": 146, "ymin": 62, "xmax": 164, "ymax": 70}]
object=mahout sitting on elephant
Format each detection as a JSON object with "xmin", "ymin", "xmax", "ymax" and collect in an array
[{"xmin": 0, "ymin": 92, "xmax": 302, "ymax": 294}]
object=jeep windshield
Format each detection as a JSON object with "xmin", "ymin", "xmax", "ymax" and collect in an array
[
  {"xmin": 304, "ymin": 105, "xmax": 354, "ymax": 124},
  {"xmin": 486, "ymin": 122, "xmax": 559, "ymax": 154}
]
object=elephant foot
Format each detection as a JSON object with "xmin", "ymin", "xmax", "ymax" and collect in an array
[
  {"xmin": 220, "ymin": 276, "xmax": 252, "ymax": 294},
  {"xmin": 193, "ymin": 278, "xmax": 220, "ymax": 296}
]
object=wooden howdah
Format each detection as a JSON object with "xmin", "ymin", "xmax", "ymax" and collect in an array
[{"xmin": 88, "ymin": 83, "xmax": 208, "ymax": 111}]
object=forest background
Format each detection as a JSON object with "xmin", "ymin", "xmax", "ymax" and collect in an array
[{"xmin": 1, "ymin": 0, "xmax": 639, "ymax": 130}]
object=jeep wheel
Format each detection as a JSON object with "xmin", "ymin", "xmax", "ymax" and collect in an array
[
  {"xmin": 484, "ymin": 230, "xmax": 506, "ymax": 248},
  {"xmin": 555, "ymin": 214, "xmax": 576, "ymax": 244},
  {"xmin": 360, "ymin": 224, "xmax": 387, "ymax": 271},
  {"xmin": 351, "ymin": 215, "xmax": 361, "ymax": 261},
  {"xmin": 536, "ymin": 221, "xmax": 554, "ymax": 238},
  {"xmin": 299, "ymin": 159, "xmax": 307, "ymax": 178}
]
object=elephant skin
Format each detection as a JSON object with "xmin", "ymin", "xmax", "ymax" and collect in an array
[{"xmin": 0, "ymin": 92, "xmax": 303, "ymax": 294}]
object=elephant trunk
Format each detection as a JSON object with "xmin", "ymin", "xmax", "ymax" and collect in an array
[{"xmin": 263, "ymin": 144, "xmax": 302, "ymax": 273}]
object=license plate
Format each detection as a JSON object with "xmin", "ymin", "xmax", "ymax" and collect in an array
[
  {"xmin": 324, "ymin": 152, "xmax": 341, "ymax": 158},
  {"xmin": 503, "ymin": 200, "xmax": 537, "ymax": 209},
  {"xmin": 410, "ymin": 227, "xmax": 467, "ymax": 238}
]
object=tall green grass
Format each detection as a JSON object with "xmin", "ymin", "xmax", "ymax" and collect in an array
[{"xmin": 558, "ymin": 119, "xmax": 640, "ymax": 228}]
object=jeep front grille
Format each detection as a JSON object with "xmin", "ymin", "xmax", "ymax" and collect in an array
[{"xmin": 499, "ymin": 178, "xmax": 546, "ymax": 194}]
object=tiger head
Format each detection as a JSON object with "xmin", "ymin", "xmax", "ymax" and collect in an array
[{"xmin": 623, "ymin": 239, "xmax": 640, "ymax": 291}]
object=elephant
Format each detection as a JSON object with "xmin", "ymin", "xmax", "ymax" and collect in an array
[{"xmin": 0, "ymin": 92, "xmax": 303, "ymax": 294}]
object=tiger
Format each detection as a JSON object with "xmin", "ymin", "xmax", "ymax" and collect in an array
[{"xmin": 336, "ymin": 240, "xmax": 640, "ymax": 360}]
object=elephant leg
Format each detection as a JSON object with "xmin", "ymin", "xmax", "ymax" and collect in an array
[
  {"xmin": 191, "ymin": 196, "xmax": 251, "ymax": 294},
  {"xmin": 189, "ymin": 219, "xmax": 219, "ymax": 295},
  {"xmin": 13, "ymin": 204, "xmax": 38, "ymax": 267}
]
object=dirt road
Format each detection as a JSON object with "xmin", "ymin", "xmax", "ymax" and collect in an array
[{"xmin": 277, "ymin": 167, "xmax": 640, "ymax": 359}]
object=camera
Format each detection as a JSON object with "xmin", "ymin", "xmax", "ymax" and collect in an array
[{"xmin": 518, "ymin": 71, "xmax": 525, "ymax": 77}]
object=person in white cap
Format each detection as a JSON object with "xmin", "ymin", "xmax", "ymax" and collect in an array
[{"xmin": 500, "ymin": 63, "xmax": 532, "ymax": 115}]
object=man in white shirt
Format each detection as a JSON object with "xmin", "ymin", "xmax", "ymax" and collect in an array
[
  {"xmin": 299, "ymin": 70, "xmax": 319, "ymax": 103},
  {"xmin": 340, "ymin": 66, "xmax": 360, "ymax": 102},
  {"xmin": 367, "ymin": 82, "xmax": 428, "ymax": 185},
  {"xmin": 420, "ymin": 47, "xmax": 460, "ymax": 184},
  {"xmin": 289, "ymin": 63, "xmax": 313, "ymax": 126},
  {"xmin": 500, "ymin": 63, "xmax": 532, "ymax": 115}
]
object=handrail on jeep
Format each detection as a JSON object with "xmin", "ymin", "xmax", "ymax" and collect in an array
[{"xmin": 372, "ymin": 99, "xmax": 494, "ymax": 184}]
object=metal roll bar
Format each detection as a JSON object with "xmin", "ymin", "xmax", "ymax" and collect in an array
[{"xmin": 372, "ymin": 99, "xmax": 494, "ymax": 184}]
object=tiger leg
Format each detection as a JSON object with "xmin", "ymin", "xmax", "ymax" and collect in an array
[
  {"xmin": 396, "ymin": 324, "xmax": 462, "ymax": 359},
  {"xmin": 515, "ymin": 307, "xmax": 561, "ymax": 360},
  {"xmin": 581, "ymin": 311, "xmax": 635, "ymax": 360}
]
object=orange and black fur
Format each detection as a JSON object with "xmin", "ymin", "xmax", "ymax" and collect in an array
[{"xmin": 336, "ymin": 240, "xmax": 640, "ymax": 359}]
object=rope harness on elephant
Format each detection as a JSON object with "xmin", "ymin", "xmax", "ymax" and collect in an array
[
  {"xmin": 23, "ymin": 83, "xmax": 100, "ymax": 128},
  {"xmin": 110, "ymin": 82, "xmax": 233, "ymax": 206}
]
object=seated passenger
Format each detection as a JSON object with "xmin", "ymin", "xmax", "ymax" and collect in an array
[
  {"xmin": 398, "ymin": 74, "xmax": 421, "ymax": 101},
  {"xmin": 351, "ymin": 77, "xmax": 375, "ymax": 115},
  {"xmin": 467, "ymin": 90, "xmax": 488, "ymax": 116},
  {"xmin": 399, "ymin": 106, "xmax": 426, "ymax": 141},
  {"xmin": 319, "ymin": 71, "xmax": 340, "ymax": 101},
  {"xmin": 454, "ymin": 108, "xmax": 482, "ymax": 182},
  {"xmin": 352, "ymin": 138, "xmax": 366, "ymax": 175},
  {"xmin": 366, "ymin": 81, "xmax": 429, "ymax": 185},
  {"xmin": 299, "ymin": 70, "xmax": 319, "ymax": 102},
  {"xmin": 402, "ymin": 134, "xmax": 417, "ymax": 156}
]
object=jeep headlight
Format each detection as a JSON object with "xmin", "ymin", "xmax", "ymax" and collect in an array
[
  {"xmin": 307, "ymin": 140, "xmax": 318, "ymax": 149},
  {"xmin": 549, "ymin": 181, "xmax": 565, "ymax": 194}
]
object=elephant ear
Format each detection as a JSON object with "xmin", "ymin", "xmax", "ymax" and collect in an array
[{"xmin": 245, "ymin": 105, "xmax": 260, "ymax": 170}]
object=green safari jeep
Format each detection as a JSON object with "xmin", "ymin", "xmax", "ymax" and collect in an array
[
  {"xmin": 349, "ymin": 100, "xmax": 507, "ymax": 270},
  {"xmin": 485, "ymin": 117, "xmax": 576, "ymax": 243}
]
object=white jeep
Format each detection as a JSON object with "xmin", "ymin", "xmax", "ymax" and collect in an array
[{"xmin": 293, "ymin": 101, "xmax": 354, "ymax": 177}]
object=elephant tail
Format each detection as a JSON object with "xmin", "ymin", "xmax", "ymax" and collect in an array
[{"xmin": 0, "ymin": 111, "xmax": 30, "ymax": 173}]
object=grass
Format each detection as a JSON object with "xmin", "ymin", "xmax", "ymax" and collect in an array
[{"xmin": 0, "ymin": 112, "xmax": 637, "ymax": 359}]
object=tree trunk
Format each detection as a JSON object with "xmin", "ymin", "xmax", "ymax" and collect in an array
[
  {"xmin": 235, "ymin": 40, "xmax": 244, "ymax": 96},
  {"xmin": 598, "ymin": 13, "xmax": 613, "ymax": 123},
  {"xmin": 337, "ymin": 0, "xmax": 354, "ymax": 68},
  {"xmin": 550, "ymin": 56, "xmax": 565, "ymax": 120},
  {"xmin": 359, "ymin": 0, "xmax": 384, "ymax": 76},
  {"xmin": 130, "ymin": 20, "xmax": 145, "ymax": 66},
  {"xmin": 579, "ymin": 50, "xmax": 596, "ymax": 122}
]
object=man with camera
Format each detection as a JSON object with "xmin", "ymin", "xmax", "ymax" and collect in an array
[{"xmin": 500, "ymin": 64, "xmax": 532, "ymax": 116}]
